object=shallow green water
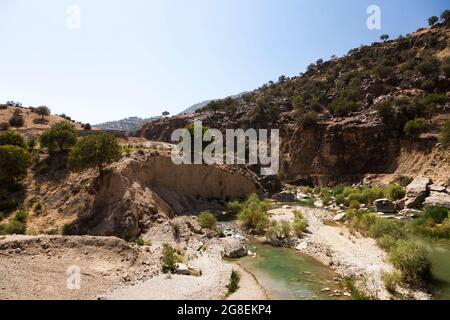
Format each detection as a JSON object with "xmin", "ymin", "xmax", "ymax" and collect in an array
[
  {"xmin": 414, "ymin": 237, "xmax": 450, "ymax": 300},
  {"xmin": 239, "ymin": 243, "xmax": 347, "ymax": 300}
]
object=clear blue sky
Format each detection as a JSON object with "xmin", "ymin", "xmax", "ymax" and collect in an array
[{"xmin": 0, "ymin": 0, "xmax": 447, "ymax": 124}]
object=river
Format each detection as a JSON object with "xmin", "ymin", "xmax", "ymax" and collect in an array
[
  {"xmin": 238, "ymin": 243, "xmax": 348, "ymax": 300},
  {"xmin": 414, "ymin": 237, "xmax": 450, "ymax": 300}
]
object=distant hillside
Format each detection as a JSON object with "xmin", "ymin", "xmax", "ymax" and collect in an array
[
  {"xmin": 94, "ymin": 116, "xmax": 161, "ymax": 133},
  {"xmin": 179, "ymin": 93, "xmax": 247, "ymax": 115},
  {"xmin": 0, "ymin": 104, "xmax": 85, "ymax": 135},
  {"xmin": 179, "ymin": 100, "xmax": 211, "ymax": 115}
]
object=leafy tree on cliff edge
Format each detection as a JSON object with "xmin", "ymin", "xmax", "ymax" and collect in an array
[{"xmin": 68, "ymin": 133, "xmax": 121, "ymax": 178}]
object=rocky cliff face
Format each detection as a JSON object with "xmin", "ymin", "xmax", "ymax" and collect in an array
[
  {"xmin": 138, "ymin": 26, "xmax": 450, "ymax": 187},
  {"xmin": 26, "ymin": 152, "xmax": 262, "ymax": 237}
]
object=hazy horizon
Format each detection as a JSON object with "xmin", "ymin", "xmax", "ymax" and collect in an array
[{"xmin": 0, "ymin": 0, "xmax": 448, "ymax": 124}]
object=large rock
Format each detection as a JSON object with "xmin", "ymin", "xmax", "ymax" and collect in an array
[
  {"xmin": 394, "ymin": 198, "xmax": 405, "ymax": 211},
  {"xmin": 272, "ymin": 191, "xmax": 295, "ymax": 202},
  {"xmin": 423, "ymin": 192, "xmax": 450, "ymax": 209},
  {"xmin": 404, "ymin": 177, "xmax": 431, "ymax": 209},
  {"xmin": 373, "ymin": 198, "xmax": 395, "ymax": 213},
  {"xmin": 429, "ymin": 185, "xmax": 446, "ymax": 192},
  {"xmin": 399, "ymin": 209, "xmax": 422, "ymax": 218},
  {"xmin": 221, "ymin": 238, "xmax": 248, "ymax": 258}
]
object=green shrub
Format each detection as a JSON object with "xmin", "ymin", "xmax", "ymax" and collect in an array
[
  {"xmin": 349, "ymin": 200, "xmax": 361, "ymax": 209},
  {"xmin": 227, "ymin": 201, "xmax": 243, "ymax": 214},
  {"xmin": 423, "ymin": 206, "xmax": 449, "ymax": 224},
  {"xmin": 299, "ymin": 111, "xmax": 318, "ymax": 128},
  {"xmin": 40, "ymin": 121, "xmax": 77, "ymax": 153},
  {"xmin": 0, "ymin": 199, "xmax": 18, "ymax": 211},
  {"xmin": 335, "ymin": 194, "xmax": 346, "ymax": 205},
  {"xmin": 293, "ymin": 211, "xmax": 308, "ymax": 237},
  {"xmin": 329, "ymin": 99, "xmax": 358, "ymax": 116},
  {"xmin": 13, "ymin": 210, "xmax": 28, "ymax": 222},
  {"xmin": 237, "ymin": 194, "xmax": 270, "ymax": 235},
  {"xmin": 382, "ymin": 271, "xmax": 402, "ymax": 294},
  {"xmin": 374, "ymin": 101, "xmax": 394, "ymax": 120},
  {"xmin": 0, "ymin": 131, "xmax": 26, "ymax": 148},
  {"xmin": 34, "ymin": 202, "xmax": 43, "ymax": 212},
  {"xmin": 410, "ymin": 219, "xmax": 450, "ymax": 239},
  {"xmin": 9, "ymin": 113, "xmax": 24, "ymax": 127},
  {"xmin": 342, "ymin": 278, "xmax": 375, "ymax": 300},
  {"xmin": 226, "ymin": 270, "xmax": 240, "ymax": 295},
  {"xmin": 415, "ymin": 56, "xmax": 440, "ymax": 75},
  {"xmin": 360, "ymin": 187, "xmax": 384, "ymax": 205},
  {"xmin": 125, "ymin": 235, "xmax": 145, "ymax": 246},
  {"xmin": 0, "ymin": 145, "xmax": 31, "ymax": 185},
  {"xmin": 384, "ymin": 184, "xmax": 406, "ymax": 201},
  {"xmin": 440, "ymin": 120, "xmax": 450, "ymax": 147},
  {"xmin": 441, "ymin": 59, "xmax": 450, "ymax": 77},
  {"xmin": 69, "ymin": 133, "xmax": 121, "ymax": 178},
  {"xmin": 280, "ymin": 220, "xmax": 291, "ymax": 238},
  {"xmin": 2, "ymin": 220, "xmax": 26, "ymax": 234},
  {"xmin": 403, "ymin": 118, "xmax": 431, "ymax": 138},
  {"xmin": 197, "ymin": 211, "xmax": 217, "ymax": 230},
  {"xmin": 266, "ymin": 220, "xmax": 281, "ymax": 241},
  {"xmin": 388, "ymin": 240, "xmax": 431, "ymax": 286},
  {"xmin": 161, "ymin": 243, "xmax": 178, "ymax": 273},
  {"xmin": 377, "ymin": 235, "xmax": 398, "ymax": 251},
  {"xmin": 320, "ymin": 189, "xmax": 332, "ymax": 205},
  {"xmin": 0, "ymin": 212, "xmax": 4, "ymax": 221},
  {"xmin": 368, "ymin": 218, "xmax": 405, "ymax": 240}
]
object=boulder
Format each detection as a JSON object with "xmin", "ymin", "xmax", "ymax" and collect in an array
[
  {"xmin": 423, "ymin": 192, "xmax": 450, "ymax": 209},
  {"xmin": 394, "ymin": 198, "xmax": 406, "ymax": 211},
  {"xmin": 429, "ymin": 185, "xmax": 446, "ymax": 192},
  {"xmin": 373, "ymin": 198, "xmax": 395, "ymax": 213},
  {"xmin": 175, "ymin": 263, "xmax": 190, "ymax": 275},
  {"xmin": 333, "ymin": 212, "xmax": 347, "ymax": 222},
  {"xmin": 398, "ymin": 209, "xmax": 422, "ymax": 218},
  {"xmin": 222, "ymin": 238, "xmax": 248, "ymax": 258},
  {"xmin": 272, "ymin": 191, "xmax": 295, "ymax": 202},
  {"xmin": 404, "ymin": 177, "xmax": 431, "ymax": 209}
]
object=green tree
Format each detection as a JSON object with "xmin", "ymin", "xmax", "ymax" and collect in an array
[
  {"xmin": 40, "ymin": 121, "xmax": 77, "ymax": 153},
  {"xmin": 0, "ymin": 145, "xmax": 31, "ymax": 185},
  {"xmin": 374, "ymin": 101, "xmax": 394, "ymax": 120},
  {"xmin": 36, "ymin": 106, "xmax": 51, "ymax": 120},
  {"xmin": 403, "ymin": 118, "xmax": 431, "ymax": 138},
  {"xmin": 162, "ymin": 111, "xmax": 170, "ymax": 117},
  {"xmin": 441, "ymin": 9, "xmax": 450, "ymax": 26},
  {"xmin": 380, "ymin": 34, "xmax": 389, "ymax": 42},
  {"xmin": 428, "ymin": 16, "xmax": 438, "ymax": 27},
  {"xmin": 68, "ymin": 133, "xmax": 121, "ymax": 178},
  {"xmin": 0, "ymin": 131, "xmax": 26, "ymax": 148}
]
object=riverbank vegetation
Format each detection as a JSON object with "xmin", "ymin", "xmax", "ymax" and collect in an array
[
  {"xmin": 347, "ymin": 209, "xmax": 432, "ymax": 288},
  {"xmin": 226, "ymin": 270, "xmax": 241, "ymax": 296},
  {"xmin": 233, "ymin": 194, "xmax": 308, "ymax": 241}
]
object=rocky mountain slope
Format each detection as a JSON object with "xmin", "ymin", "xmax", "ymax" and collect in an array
[
  {"xmin": 139, "ymin": 26, "xmax": 450, "ymax": 187},
  {"xmin": 94, "ymin": 116, "xmax": 161, "ymax": 133}
]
